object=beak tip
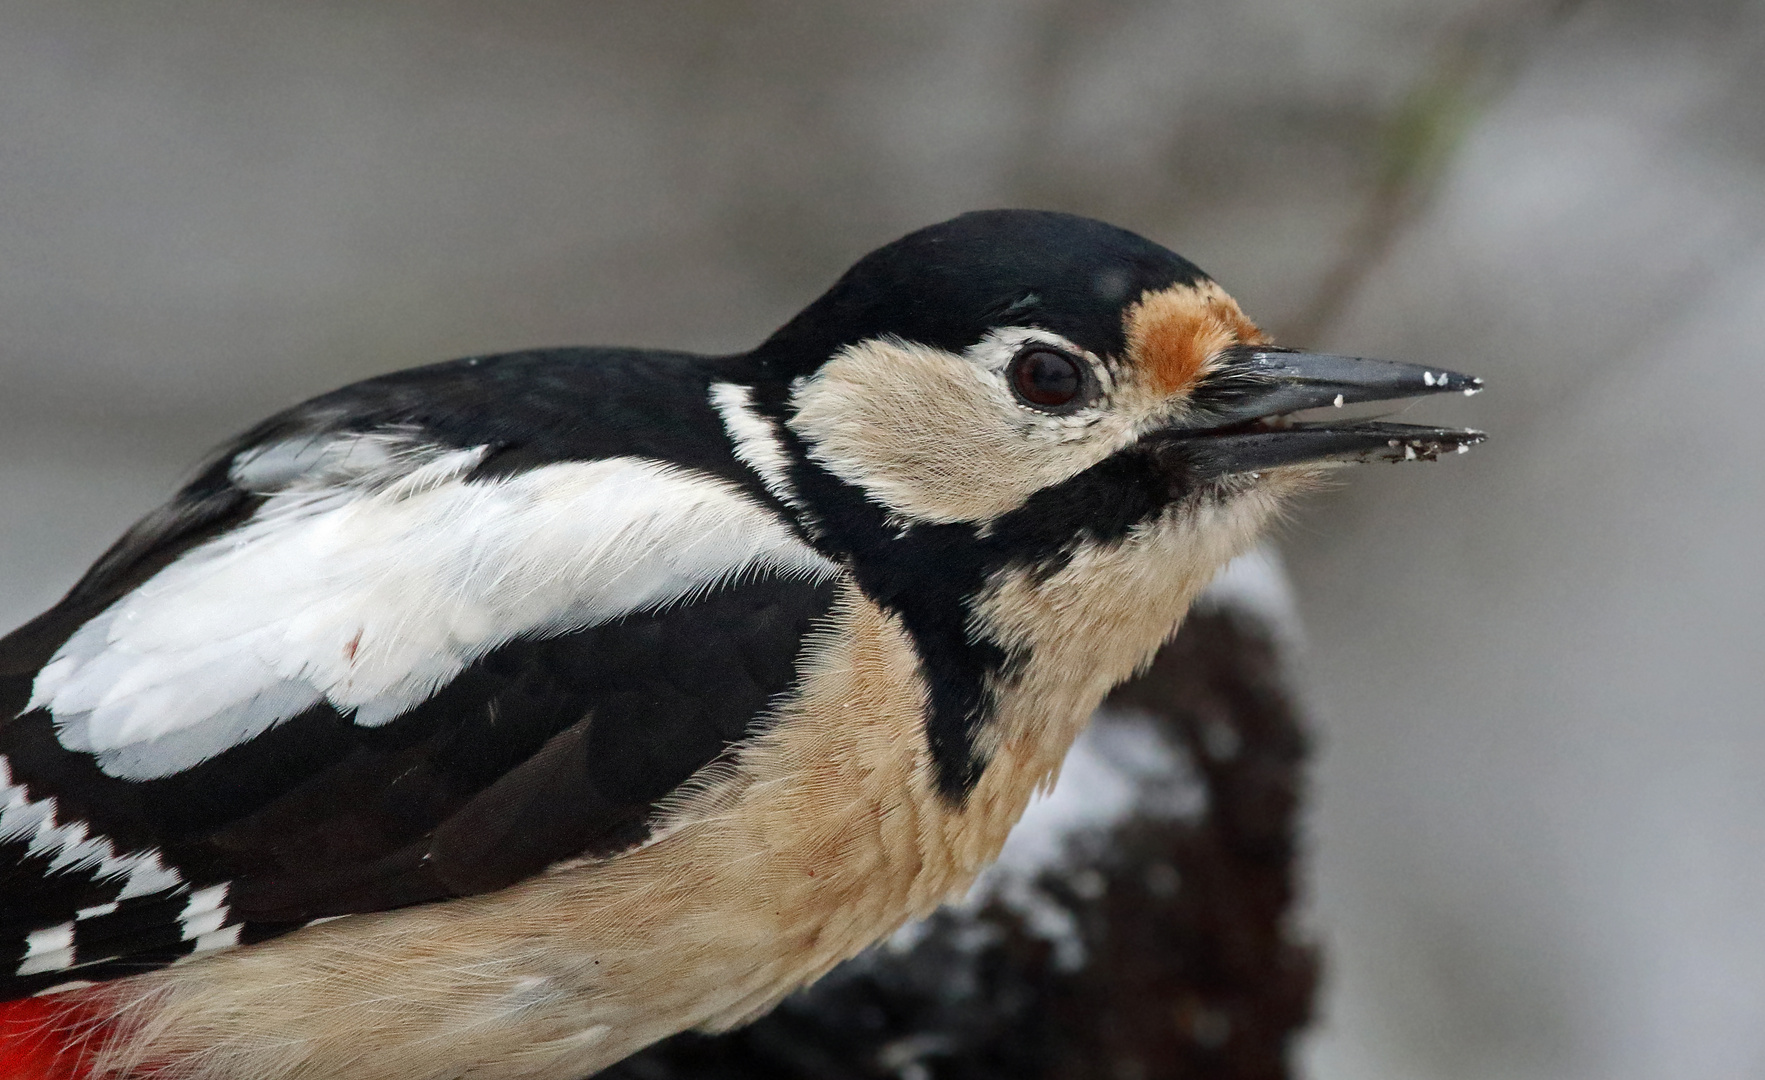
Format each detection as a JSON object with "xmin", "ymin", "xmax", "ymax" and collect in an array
[
  {"xmin": 1424, "ymin": 369, "xmax": 1483, "ymax": 395},
  {"xmin": 1386, "ymin": 426, "xmax": 1486, "ymax": 463}
]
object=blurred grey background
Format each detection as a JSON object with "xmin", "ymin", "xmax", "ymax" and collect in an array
[{"xmin": 2, "ymin": 1, "xmax": 1762, "ymax": 1077}]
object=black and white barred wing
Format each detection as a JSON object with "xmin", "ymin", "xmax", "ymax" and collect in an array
[{"xmin": 0, "ymin": 423, "xmax": 838, "ymax": 996}]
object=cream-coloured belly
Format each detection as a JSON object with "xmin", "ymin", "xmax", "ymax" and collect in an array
[{"xmin": 86, "ymin": 585, "xmax": 1073, "ymax": 1080}]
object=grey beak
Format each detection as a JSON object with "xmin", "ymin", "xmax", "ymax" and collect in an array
[{"xmin": 1146, "ymin": 346, "xmax": 1487, "ymax": 476}]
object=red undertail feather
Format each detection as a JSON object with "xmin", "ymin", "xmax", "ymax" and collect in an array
[{"xmin": 0, "ymin": 994, "xmax": 109, "ymax": 1080}]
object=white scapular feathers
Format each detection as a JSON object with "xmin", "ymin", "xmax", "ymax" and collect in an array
[{"xmin": 28, "ymin": 433, "xmax": 838, "ymax": 779}]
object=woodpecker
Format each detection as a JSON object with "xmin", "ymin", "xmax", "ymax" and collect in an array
[{"xmin": 0, "ymin": 209, "xmax": 1481, "ymax": 1080}]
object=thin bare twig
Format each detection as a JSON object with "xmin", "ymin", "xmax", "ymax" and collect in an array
[{"xmin": 1282, "ymin": 0, "xmax": 1588, "ymax": 345}]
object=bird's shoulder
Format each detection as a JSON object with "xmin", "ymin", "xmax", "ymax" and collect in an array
[{"xmin": 0, "ymin": 345, "xmax": 842, "ymax": 997}]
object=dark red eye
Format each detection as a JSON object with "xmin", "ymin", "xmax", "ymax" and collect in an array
[{"xmin": 1010, "ymin": 348, "xmax": 1085, "ymax": 409}]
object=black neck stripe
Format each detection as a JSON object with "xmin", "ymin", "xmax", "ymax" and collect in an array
[{"xmin": 748, "ymin": 379, "xmax": 1188, "ymax": 798}]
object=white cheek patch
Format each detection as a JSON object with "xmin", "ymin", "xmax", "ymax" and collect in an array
[
  {"xmin": 788, "ymin": 336, "xmax": 1140, "ymax": 526},
  {"xmin": 29, "ymin": 454, "xmax": 839, "ymax": 779}
]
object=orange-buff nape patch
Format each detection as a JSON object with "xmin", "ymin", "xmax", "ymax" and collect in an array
[
  {"xmin": 1123, "ymin": 281, "xmax": 1268, "ymax": 397},
  {"xmin": 0, "ymin": 994, "xmax": 111, "ymax": 1080}
]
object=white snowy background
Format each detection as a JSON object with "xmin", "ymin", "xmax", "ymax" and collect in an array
[{"xmin": 1, "ymin": 3, "xmax": 1762, "ymax": 1078}]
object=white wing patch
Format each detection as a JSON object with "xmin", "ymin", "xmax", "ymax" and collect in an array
[
  {"xmin": 29, "ymin": 437, "xmax": 840, "ymax": 779},
  {"xmin": 227, "ymin": 427, "xmax": 473, "ymax": 495}
]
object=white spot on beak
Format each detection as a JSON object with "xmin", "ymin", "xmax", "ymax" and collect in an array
[
  {"xmin": 1422, "ymin": 371, "xmax": 1437, "ymax": 386},
  {"xmin": 1333, "ymin": 394, "xmax": 1344, "ymax": 408}
]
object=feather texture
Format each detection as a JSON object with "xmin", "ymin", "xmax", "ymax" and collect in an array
[
  {"xmin": 0, "ymin": 348, "xmax": 847, "ymax": 1002},
  {"xmin": 31, "ymin": 449, "xmax": 834, "ymax": 779}
]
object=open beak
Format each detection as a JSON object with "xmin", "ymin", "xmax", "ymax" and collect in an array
[{"xmin": 1148, "ymin": 345, "xmax": 1487, "ymax": 477}]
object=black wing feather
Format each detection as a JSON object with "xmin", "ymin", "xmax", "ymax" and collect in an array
[{"xmin": 0, "ymin": 346, "xmax": 831, "ymax": 999}]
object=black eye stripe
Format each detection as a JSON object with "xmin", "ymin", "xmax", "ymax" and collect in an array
[{"xmin": 1009, "ymin": 347, "xmax": 1089, "ymax": 411}]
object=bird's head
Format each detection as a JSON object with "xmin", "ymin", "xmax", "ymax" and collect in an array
[{"xmin": 729, "ymin": 209, "xmax": 1483, "ymax": 795}]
